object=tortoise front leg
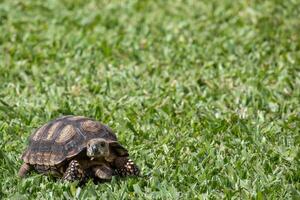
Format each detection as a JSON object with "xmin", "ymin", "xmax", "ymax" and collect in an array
[
  {"xmin": 92, "ymin": 164, "xmax": 113, "ymax": 180},
  {"xmin": 62, "ymin": 160, "xmax": 85, "ymax": 182},
  {"xmin": 113, "ymin": 157, "xmax": 140, "ymax": 177}
]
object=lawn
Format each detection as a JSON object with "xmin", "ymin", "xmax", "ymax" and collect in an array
[{"xmin": 0, "ymin": 0, "xmax": 299, "ymax": 199}]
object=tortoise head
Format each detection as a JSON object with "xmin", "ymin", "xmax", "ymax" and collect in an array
[
  {"xmin": 86, "ymin": 138, "xmax": 129, "ymax": 162},
  {"xmin": 87, "ymin": 138, "xmax": 109, "ymax": 159}
]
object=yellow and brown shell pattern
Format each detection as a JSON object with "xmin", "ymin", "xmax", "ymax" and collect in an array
[{"xmin": 21, "ymin": 116, "xmax": 118, "ymax": 167}]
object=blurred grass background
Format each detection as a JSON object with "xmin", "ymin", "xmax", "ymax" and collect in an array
[{"xmin": 0, "ymin": 0, "xmax": 299, "ymax": 199}]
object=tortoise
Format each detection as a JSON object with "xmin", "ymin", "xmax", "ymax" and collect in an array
[{"xmin": 18, "ymin": 115, "xmax": 139, "ymax": 182}]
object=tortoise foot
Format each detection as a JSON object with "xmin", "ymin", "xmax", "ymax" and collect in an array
[
  {"xmin": 114, "ymin": 157, "xmax": 140, "ymax": 177},
  {"xmin": 62, "ymin": 160, "xmax": 85, "ymax": 182}
]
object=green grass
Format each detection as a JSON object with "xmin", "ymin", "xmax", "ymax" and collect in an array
[{"xmin": 0, "ymin": 0, "xmax": 299, "ymax": 199}]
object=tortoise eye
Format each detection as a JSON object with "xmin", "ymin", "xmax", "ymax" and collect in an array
[{"xmin": 100, "ymin": 142, "xmax": 105, "ymax": 147}]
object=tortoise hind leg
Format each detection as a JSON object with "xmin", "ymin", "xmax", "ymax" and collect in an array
[
  {"xmin": 113, "ymin": 157, "xmax": 140, "ymax": 177},
  {"xmin": 62, "ymin": 160, "xmax": 86, "ymax": 182},
  {"xmin": 18, "ymin": 163, "xmax": 32, "ymax": 178}
]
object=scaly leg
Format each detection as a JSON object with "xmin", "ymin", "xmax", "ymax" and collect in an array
[
  {"xmin": 113, "ymin": 157, "xmax": 140, "ymax": 177},
  {"xmin": 62, "ymin": 160, "xmax": 85, "ymax": 182}
]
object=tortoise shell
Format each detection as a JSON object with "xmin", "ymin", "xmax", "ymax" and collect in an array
[{"xmin": 21, "ymin": 115, "xmax": 124, "ymax": 166}]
